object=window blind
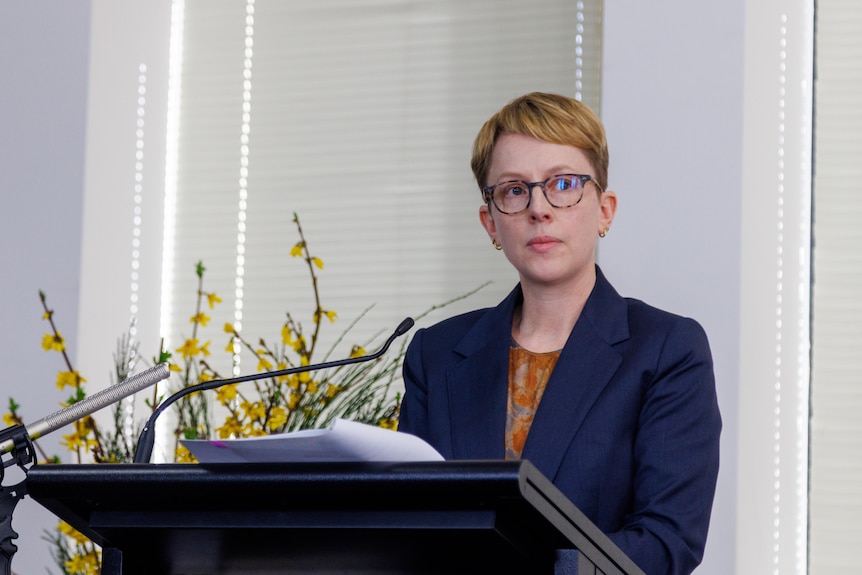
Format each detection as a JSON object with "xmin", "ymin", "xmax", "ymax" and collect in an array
[
  {"xmin": 164, "ymin": 0, "xmax": 604, "ymax": 381},
  {"xmin": 809, "ymin": 0, "xmax": 862, "ymax": 571}
]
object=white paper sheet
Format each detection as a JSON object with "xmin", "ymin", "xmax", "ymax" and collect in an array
[{"xmin": 181, "ymin": 418, "xmax": 444, "ymax": 463}]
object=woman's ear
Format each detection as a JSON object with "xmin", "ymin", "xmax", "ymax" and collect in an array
[
  {"xmin": 479, "ymin": 204, "xmax": 496, "ymax": 239},
  {"xmin": 599, "ymin": 189, "xmax": 617, "ymax": 232}
]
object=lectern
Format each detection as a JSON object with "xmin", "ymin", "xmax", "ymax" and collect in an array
[{"xmin": 25, "ymin": 460, "xmax": 645, "ymax": 575}]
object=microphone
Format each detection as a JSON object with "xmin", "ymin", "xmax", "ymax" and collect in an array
[
  {"xmin": 132, "ymin": 317, "xmax": 415, "ymax": 463},
  {"xmin": 0, "ymin": 363, "xmax": 171, "ymax": 458}
]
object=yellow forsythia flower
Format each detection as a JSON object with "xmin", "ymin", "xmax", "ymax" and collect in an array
[
  {"xmin": 287, "ymin": 391, "xmax": 300, "ymax": 409},
  {"xmin": 296, "ymin": 356, "xmax": 311, "ymax": 383},
  {"xmin": 65, "ymin": 550, "xmax": 100, "ymax": 575},
  {"xmin": 268, "ymin": 406, "xmax": 287, "ymax": 429},
  {"xmin": 292, "ymin": 335, "xmax": 306, "ymax": 352},
  {"xmin": 350, "ymin": 346, "xmax": 367, "ymax": 358},
  {"xmin": 176, "ymin": 338, "xmax": 200, "ymax": 360},
  {"xmin": 223, "ymin": 322, "xmax": 236, "ymax": 334},
  {"xmin": 58, "ymin": 521, "xmax": 91, "ymax": 545},
  {"xmin": 275, "ymin": 361, "xmax": 291, "ymax": 382},
  {"xmin": 2, "ymin": 413, "xmax": 17, "ymax": 426},
  {"xmin": 281, "ymin": 325, "xmax": 293, "ymax": 345},
  {"xmin": 241, "ymin": 401, "xmax": 266, "ymax": 421},
  {"xmin": 379, "ymin": 418, "xmax": 398, "ymax": 431},
  {"xmin": 189, "ymin": 312, "xmax": 210, "ymax": 327},
  {"xmin": 61, "ymin": 431, "xmax": 87, "ymax": 451},
  {"xmin": 244, "ymin": 426, "xmax": 267, "ymax": 437},
  {"xmin": 311, "ymin": 256, "xmax": 324, "ymax": 270},
  {"xmin": 169, "ymin": 363, "xmax": 182, "ymax": 372},
  {"xmin": 56, "ymin": 370, "xmax": 85, "ymax": 390},
  {"xmin": 256, "ymin": 355, "xmax": 273, "ymax": 371},
  {"xmin": 216, "ymin": 416, "xmax": 243, "ymax": 439},
  {"xmin": 216, "ymin": 383, "xmax": 239, "ymax": 404},
  {"xmin": 289, "ymin": 243, "xmax": 303, "ymax": 257},
  {"xmin": 313, "ymin": 309, "xmax": 337, "ymax": 324},
  {"xmin": 206, "ymin": 292, "xmax": 222, "ymax": 309},
  {"xmin": 41, "ymin": 332, "xmax": 65, "ymax": 352},
  {"xmin": 287, "ymin": 374, "xmax": 300, "ymax": 390},
  {"xmin": 61, "ymin": 420, "xmax": 98, "ymax": 452},
  {"xmin": 175, "ymin": 444, "xmax": 198, "ymax": 463},
  {"xmin": 325, "ymin": 383, "xmax": 340, "ymax": 398}
]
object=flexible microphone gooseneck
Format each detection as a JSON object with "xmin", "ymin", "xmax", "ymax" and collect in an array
[
  {"xmin": 0, "ymin": 363, "xmax": 171, "ymax": 461},
  {"xmin": 132, "ymin": 317, "xmax": 415, "ymax": 463}
]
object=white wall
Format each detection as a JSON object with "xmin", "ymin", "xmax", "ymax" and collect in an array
[
  {"xmin": 1, "ymin": 2, "xmax": 818, "ymax": 574},
  {"xmin": 600, "ymin": 2, "xmax": 744, "ymax": 573},
  {"xmin": 0, "ymin": 2, "xmax": 91, "ymax": 573}
]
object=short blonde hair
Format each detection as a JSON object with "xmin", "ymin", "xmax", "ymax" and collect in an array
[{"xmin": 470, "ymin": 92, "xmax": 609, "ymax": 193}]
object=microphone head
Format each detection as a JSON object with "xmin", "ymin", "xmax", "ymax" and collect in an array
[{"xmin": 395, "ymin": 317, "xmax": 415, "ymax": 337}]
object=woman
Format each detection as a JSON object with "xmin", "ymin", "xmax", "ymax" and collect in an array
[{"xmin": 398, "ymin": 92, "xmax": 721, "ymax": 575}]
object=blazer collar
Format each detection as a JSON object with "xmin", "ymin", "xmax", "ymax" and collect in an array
[{"xmin": 445, "ymin": 266, "xmax": 630, "ymax": 479}]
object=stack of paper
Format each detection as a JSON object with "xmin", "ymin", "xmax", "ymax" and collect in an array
[{"xmin": 181, "ymin": 418, "xmax": 444, "ymax": 463}]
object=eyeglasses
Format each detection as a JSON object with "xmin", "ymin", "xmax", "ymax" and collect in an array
[{"xmin": 482, "ymin": 174, "xmax": 599, "ymax": 215}]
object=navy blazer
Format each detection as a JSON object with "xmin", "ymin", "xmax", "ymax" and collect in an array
[{"xmin": 399, "ymin": 266, "xmax": 721, "ymax": 575}]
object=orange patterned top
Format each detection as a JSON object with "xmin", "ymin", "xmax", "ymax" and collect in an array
[{"xmin": 505, "ymin": 342, "xmax": 561, "ymax": 459}]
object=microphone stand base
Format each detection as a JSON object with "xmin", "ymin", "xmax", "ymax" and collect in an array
[
  {"xmin": 0, "ymin": 479, "xmax": 26, "ymax": 575},
  {"xmin": 0, "ymin": 424, "xmax": 37, "ymax": 575}
]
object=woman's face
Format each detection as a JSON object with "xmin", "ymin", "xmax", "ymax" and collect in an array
[{"xmin": 479, "ymin": 132, "xmax": 616, "ymax": 291}]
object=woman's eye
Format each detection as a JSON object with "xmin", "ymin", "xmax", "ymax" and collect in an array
[{"xmin": 551, "ymin": 177, "xmax": 575, "ymax": 191}]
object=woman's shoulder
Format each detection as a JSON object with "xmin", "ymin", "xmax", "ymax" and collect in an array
[
  {"xmin": 623, "ymin": 295, "xmax": 706, "ymax": 329},
  {"xmin": 591, "ymin": 268, "xmax": 710, "ymax": 345},
  {"xmin": 416, "ymin": 306, "xmax": 494, "ymax": 339},
  {"xmin": 620, "ymin": 296, "xmax": 713, "ymax": 358}
]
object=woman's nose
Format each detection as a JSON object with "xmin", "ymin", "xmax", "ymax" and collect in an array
[{"xmin": 527, "ymin": 184, "xmax": 554, "ymax": 218}]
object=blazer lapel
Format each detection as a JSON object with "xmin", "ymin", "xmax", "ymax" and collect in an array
[
  {"xmin": 521, "ymin": 268, "xmax": 630, "ymax": 481},
  {"xmin": 445, "ymin": 287, "xmax": 521, "ymax": 459}
]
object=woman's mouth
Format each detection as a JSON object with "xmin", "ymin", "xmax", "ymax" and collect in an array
[{"xmin": 527, "ymin": 236, "xmax": 560, "ymax": 253}]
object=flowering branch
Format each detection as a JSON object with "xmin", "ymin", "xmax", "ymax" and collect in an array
[{"xmin": 5, "ymin": 212, "xmax": 486, "ymax": 574}]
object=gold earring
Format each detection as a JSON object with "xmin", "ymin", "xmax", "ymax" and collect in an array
[
  {"xmin": 492, "ymin": 238, "xmax": 502, "ymax": 250},
  {"xmin": 599, "ymin": 227, "xmax": 609, "ymax": 238}
]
